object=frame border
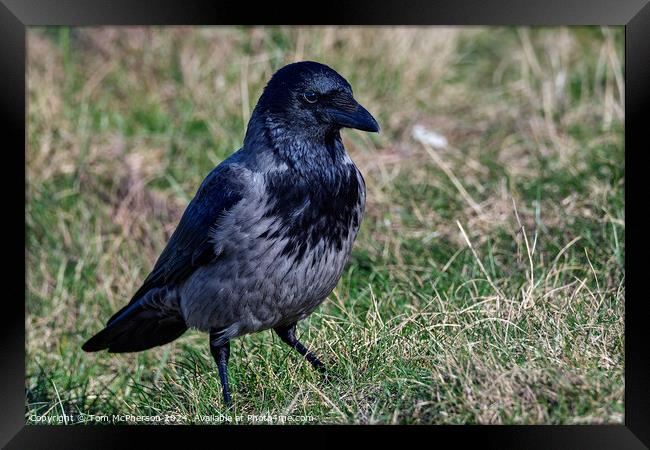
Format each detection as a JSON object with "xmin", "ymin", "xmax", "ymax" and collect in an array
[{"xmin": 5, "ymin": 0, "xmax": 648, "ymax": 447}]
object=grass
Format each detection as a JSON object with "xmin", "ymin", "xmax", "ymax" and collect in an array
[{"xmin": 26, "ymin": 26, "xmax": 624, "ymax": 424}]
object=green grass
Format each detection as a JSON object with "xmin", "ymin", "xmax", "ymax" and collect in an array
[{"xmin": 26, "ymin": 26, "xmax": 624, "ymax": 424}]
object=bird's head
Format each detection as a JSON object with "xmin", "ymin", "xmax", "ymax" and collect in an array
[{"xmin": 249, "ymin": 61, "xmax": 379, "ymax": 146}]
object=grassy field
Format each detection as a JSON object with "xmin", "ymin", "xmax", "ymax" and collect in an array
[{"xmin": 26, "ymin": 26, "xmax": 624, "ymax": 424}]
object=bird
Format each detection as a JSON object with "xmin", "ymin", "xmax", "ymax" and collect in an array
[{"xmin": 82, "ymin": 61, "xmax": 379, "ymax": 406}]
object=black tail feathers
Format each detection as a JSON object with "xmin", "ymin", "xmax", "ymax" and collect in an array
[{"xmin": 82, "ymin": 287, "xmax": 187, "ymax": 353}]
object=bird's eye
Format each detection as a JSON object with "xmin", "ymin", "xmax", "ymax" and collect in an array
[{"xmin": 303, "ymin": 91, "xmax": 318, "ymax": 103}]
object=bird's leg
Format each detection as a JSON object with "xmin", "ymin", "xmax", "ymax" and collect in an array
[
  {"xmin": 209, "ymin": 333, "xmax": 232, "ymax": 407},
  {"xmin": 274, "ymin": 323, "xmax": 326, "ymax": 373}
]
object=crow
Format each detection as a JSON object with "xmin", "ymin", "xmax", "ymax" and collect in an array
[{"xmin": 82, "ymin": 61, "xmax": 379, "ymax": 406}]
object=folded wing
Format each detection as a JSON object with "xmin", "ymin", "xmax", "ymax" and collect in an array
[{"xmin": 82, "ymin": 163, "xmax": 246, "ymax": 352}]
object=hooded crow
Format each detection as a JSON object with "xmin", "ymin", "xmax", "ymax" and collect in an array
[{"xmin": 82, "ymin": 61, "xmax": 380, "ymax": 406}]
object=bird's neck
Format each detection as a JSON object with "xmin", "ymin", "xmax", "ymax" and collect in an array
[{"xmin": 244, "ymin": 114, "xmax": 350, "ymax": 176}]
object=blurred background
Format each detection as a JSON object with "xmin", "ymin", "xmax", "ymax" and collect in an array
[{"xmin": 26, "ymin": 26, "xmax": 624, "ymax": 424}]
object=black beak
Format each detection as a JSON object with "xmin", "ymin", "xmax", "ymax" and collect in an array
[{"xmin": 327, "ymin": 101, "xmax": 380, "ymax": 133}]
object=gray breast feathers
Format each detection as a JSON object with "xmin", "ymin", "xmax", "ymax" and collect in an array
[{"xmin": 178, "ymin": 163, "xmax": 365, "ymax": 336}]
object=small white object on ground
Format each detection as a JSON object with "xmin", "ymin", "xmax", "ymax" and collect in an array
[{"xmin": 412, "ymin": 124, "xmax": 449, "ymax": 149}]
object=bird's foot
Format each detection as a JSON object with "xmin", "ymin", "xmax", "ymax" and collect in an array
[
  {"xmin": 222, "ymin": 389, "xmax": 233, "ymax": 409},
  {"xmin": 315, "ymin": 363, "xmax": 342, "ymax": 385}
]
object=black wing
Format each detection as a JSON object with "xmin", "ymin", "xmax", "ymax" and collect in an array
[{"xmin": 107, "ymin": 163, "xmax": 245, "ymax": 326}]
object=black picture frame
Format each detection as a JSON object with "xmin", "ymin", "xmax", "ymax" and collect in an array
[{"xmin": 4, "ymin": 0, "xmax": 648, "ymax": 447}]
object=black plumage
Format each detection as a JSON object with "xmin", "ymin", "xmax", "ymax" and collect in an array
[{"xmin": 83, "ymin": 61, "xmax": 379, "ymax": 406}]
